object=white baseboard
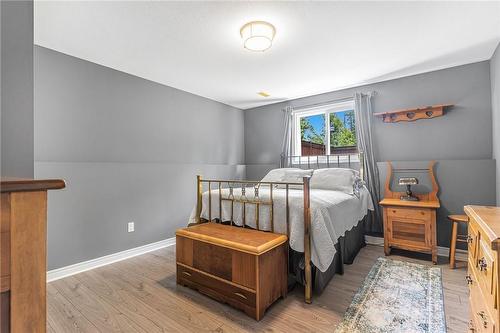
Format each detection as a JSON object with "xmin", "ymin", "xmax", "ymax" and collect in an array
[
  {"xmin": 365, "ymin": 235, "xmax": 468, "ymax": 262},
  {"xmin": 47, "ymin": 237, "xmax": 176, "ymax": 282}
]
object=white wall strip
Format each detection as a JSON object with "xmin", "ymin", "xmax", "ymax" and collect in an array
[
  {"xmin": 47, "ymin": 237, "xmax": 176, "ymax": 282},
  {"xmin": 365, "ymin": 235, "xmax": 468, "ymax": 262}
]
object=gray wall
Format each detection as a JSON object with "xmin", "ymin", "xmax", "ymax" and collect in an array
[
  {"xmin": 1, "ymin": 0, "xmax": 34, "ymax": 177},
  {"xmin": 491, "ymin": 43, "xmax": 500, "ymax": 206},
  {"xmin": 245, "ymin": 61, "xmax": 496, "ymax": 248},
  {"xmin": 35, "ymin": 46, "xmax": 245, "ymax": 270}
]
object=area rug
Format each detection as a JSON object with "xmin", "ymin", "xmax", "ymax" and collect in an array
[{"xmin": 335, "ymin": 257, "xmax": 446, "ymax": 333}]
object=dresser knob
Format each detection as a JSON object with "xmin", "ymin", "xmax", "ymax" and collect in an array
[
  {"xmin": 466, "ymin": 275, "xmax": 473, "ymax": 285},
  {"xmin": 478, "ymin": 258, "xmax": 488, "ymax": 271},
  {"xmin": 468, "ymin": 319, "xmax": 475, "ymax": 331},
  {"xmin": 477, "ymin": 311, "xmax": 488, "ymax": 328}
]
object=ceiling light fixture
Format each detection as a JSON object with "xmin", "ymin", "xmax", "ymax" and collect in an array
[{"xmin": 240, "ymin": 21, "xmax": 276, "ymax": 52}]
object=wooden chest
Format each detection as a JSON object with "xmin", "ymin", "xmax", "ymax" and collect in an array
[
  {"xmin": 380, "ymin": 198, "xmax": 440, "ymax": 264},
  {"xmin": 176, "ymin": 223, "xmax": 288, "ymax": 320},
  {"xmin": 465, "ymin": 205, "xmax": 500, "ymax": 333}
]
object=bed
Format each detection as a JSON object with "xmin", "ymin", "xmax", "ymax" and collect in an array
[{"xmin": 188, "ymin": 152, "xmax": 374, "ymax": 303}]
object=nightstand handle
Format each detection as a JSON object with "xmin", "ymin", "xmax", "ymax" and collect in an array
[
  {"xmin": 466, "ymin": 235, "xmax": 473, "ymax": 244},
  {"xmin": 182, "ymin": 271, "xmax": 192, "ymax": 277},
  {"xmin": 466, "ymin": 275, "xmax": 473, "ymax": 285}
]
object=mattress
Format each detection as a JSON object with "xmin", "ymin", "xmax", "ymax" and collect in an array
[{"xmin": 189, "ymin": 186, "xmax": 374, "ymax": 272}]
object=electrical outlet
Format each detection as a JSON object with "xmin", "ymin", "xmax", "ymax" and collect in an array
[{"xmin": 128, "ymin": 222, "xmax": 135, "ymax": 233}]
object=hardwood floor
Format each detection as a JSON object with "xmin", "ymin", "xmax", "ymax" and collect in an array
[{"xmin": 47, "ymin": 245, "xmax": 468, "ymax": 332}]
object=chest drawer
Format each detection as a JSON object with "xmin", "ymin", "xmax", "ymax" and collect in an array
[
  {"xmin": 387, "ymin": 207, "xmax": 431, "ymax": 221},
  {"xmin": 177, "ymin": 264, "xmax": 257, "ymax": 312}
]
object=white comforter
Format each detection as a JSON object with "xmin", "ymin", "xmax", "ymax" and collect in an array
[{"xmin": 189, "ymin": 186, "xmax": 374, "ymax": 272}]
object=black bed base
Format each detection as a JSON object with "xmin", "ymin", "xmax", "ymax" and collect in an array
[{"xmin": 288, "ymin": 219, "xmax": 366, "ymax": 294}]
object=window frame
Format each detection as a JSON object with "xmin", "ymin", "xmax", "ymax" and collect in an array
[{"xmin": 293, "ymin": 100, "xmax": 356, "ymax": 157}]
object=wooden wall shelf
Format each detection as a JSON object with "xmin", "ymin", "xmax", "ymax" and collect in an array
[{"xmin": 374, "ymin": 104, "xmax": 453, "ymax": 123}]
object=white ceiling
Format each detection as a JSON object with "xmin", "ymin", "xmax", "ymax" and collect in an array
[{"xmin": 35, "ymin": 1, "xmax": 500, "ymax": 110}]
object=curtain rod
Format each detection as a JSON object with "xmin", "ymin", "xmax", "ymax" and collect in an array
[{"xmin": 288, "ymin": 91, "xmax": 377, "ymax": 112}]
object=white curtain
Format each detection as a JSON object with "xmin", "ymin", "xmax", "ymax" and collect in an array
[
  {"xmin": 280, "ymin": 106, "xmax": 294, "ymax": 167},
  {"xmin": 354, "ymin": 92, "xmax": 382, "ymax": 233}
]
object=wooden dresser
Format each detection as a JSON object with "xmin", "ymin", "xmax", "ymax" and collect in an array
[
  {"xmin": 465, "ymin": 205, "xmax": 500, "ymax": 333},
  {"xmin": 176, "ymin": 223, "xmax": 288, "ymax": 320},
  {"xmin": 0, "ymin": 178, "xmax": 65, "ymax": 333}
]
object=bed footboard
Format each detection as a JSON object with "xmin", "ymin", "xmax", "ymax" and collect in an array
[
  {"xmin": 192, "ymin": 151, "xmax": 364, "ymax": 304},
  {"xmin": 194, "ymin": 175, "xmax": 313, "ymax": 303}
]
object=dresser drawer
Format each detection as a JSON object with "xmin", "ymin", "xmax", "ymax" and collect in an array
[
  {"xmin": 477, "ymin": 239, "xmax": 496, "ymax": 298},
  {"xmin": 177, "ymin": 264, "xmax": 256, "ymax": 310},
  {"xmin": 387, "ymin": 207, "xmax": 431, "ymax": 220},
  {"xmin": 469, "ymin": 222, "xmax": 480, "ymax": 263},
  {"xmin": 470, "ymin": 270, "xmax": 496, "ymax": 333}
]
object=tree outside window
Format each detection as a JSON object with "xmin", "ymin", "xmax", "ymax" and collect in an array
[{"xmin": 300, "ymin": 110, "xmax": 357, "ymax": 156}]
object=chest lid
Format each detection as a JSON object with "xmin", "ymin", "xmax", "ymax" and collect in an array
[{"xmin": 176, "ymin": 223, "xmax": 287, "ymax": 255}]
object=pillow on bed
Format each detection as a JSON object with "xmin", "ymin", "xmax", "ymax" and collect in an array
[
  {"xmin": 260, "ymin": 168, "xmax": 300, "ymax": 183},
  {"xmin": 310, "ymin": 168, "xmax": 359, "ymax": 194},
  {"xmin": 281, "ymin": 169, "xmax": 313, "ymax": 184},
  {"xmin": 260, "ymin": 168, "xmax": 313, "ymax": 188}
]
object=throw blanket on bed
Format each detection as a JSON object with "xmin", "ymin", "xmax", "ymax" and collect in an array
[{"xmin": 188, "ymin": 187, "xmax": 374, "ymax": 272}]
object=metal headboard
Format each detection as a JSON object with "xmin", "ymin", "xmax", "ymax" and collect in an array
[{"xmin": 280, "ymin": 151, "xmax": 365, "ymax": 180}]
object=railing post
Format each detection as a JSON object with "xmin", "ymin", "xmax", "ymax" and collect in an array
[
  {"xmin": 303, "ymin": 176, "xmax": 312, "ymax": 304},
  {"xmin": 196, "ymin": 175, "xmax": 202, "ymax": 223}
]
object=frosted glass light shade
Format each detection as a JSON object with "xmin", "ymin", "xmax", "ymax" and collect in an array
[{"xmin": 240, "ymin": 21, "xmax": 276, "ymax": 52}]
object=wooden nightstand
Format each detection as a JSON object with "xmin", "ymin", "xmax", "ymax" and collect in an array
[
  {"xmin": 380, "ymin": 198, "xmax": 440, "ymax": 263},
  {"xmin": 380, "ymin": 162, "xmax": 440, "ymax": 264}
]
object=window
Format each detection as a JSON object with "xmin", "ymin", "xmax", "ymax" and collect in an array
[{"xmin": 293, "ymin": 100, "xmax": 357, "ymax": 157}]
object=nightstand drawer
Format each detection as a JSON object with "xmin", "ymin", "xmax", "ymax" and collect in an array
[{"xmin": 387, "ymin": 207, "xmax": 431, "ymax": 220}]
